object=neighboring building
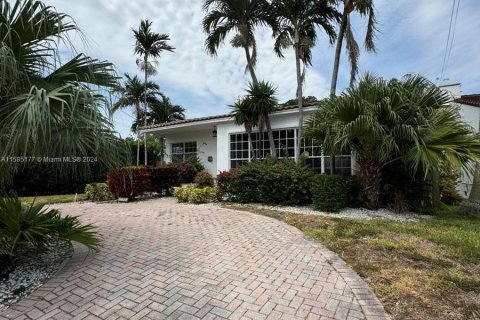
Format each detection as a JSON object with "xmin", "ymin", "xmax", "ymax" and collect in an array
[
  {"xmin": 441, "ymin": 81, "xmax": 480, "ymax": 198},
  {"xmin": 140, "ymin": 82, "xmax": 479, "ymax": 198},
  {"xmin": 140, "ymin": 105, "xmax": 353, "ymax": 177}
]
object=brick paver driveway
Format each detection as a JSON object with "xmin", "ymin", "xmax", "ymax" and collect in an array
[{"xmin": 1, "ymin": 198, "xmax": 389, "ymax": 320}]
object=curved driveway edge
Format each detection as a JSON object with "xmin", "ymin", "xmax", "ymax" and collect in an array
[{"xmin": 0, "ymin": 198, "xmax": 390, "ymax": 320}]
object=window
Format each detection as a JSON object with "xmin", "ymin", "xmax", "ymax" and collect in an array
[
  {"xmin": 171, "ymin": 141, "xmax": 197, "ymax": 163},
  {"xmin": 230, "ymin": 129, "xmax": 352, "ymax": 175}
]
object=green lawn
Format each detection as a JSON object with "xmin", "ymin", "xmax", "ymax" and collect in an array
[
  {"xmin": 224, "ymin": 204, "xmax": 480, "ymax": 320},
  {"xmin": 20, "ymin": 193, "xmax": 88, "ymax": 205}
]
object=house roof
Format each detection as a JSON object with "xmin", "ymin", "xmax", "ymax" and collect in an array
[
  {"xmin": 140, "ymin": 104, "xmax": 315, "ymax": 130},
  {"xmin": 454, "ymin": 94, "xmax": 480, "ymax": 107}
]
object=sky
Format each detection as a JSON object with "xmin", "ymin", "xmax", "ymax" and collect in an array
[{"xmin": 43, "ymin": 0, "xmax": 480, "ymax": 138}]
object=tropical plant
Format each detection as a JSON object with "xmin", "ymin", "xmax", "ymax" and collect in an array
[
  {"xmin": 113, "ymin": 73, "xmax": 160, "ymax": 165},
  {"xmin": 246, "ymin": 81, "xmax": 279, "ymax": 157},
  {"xmin": 0, "ymin": 194, "xmax": 99, "ymax": 260},
  {"xmin": 272, "ymin": 0, "xmax": 340, "ymax": 161},
  {"xmin": 133, "ymin": 19, "xmax": 175, "ymax": 165},
  {"xmin": 305, "ymin": 75, "xmax": 480, "ymax": 209},
  {"xmin": 202, "ymin": 0, "xmax": 275, "ymax": 84},
  {"xmin": 231, "ymin": 97, "xmax": 257, "ymax": 160},
  {"xmin": 131, "ymin": 93, "xmax": 185, "ymax": 130},
  {"xmin": 330, "ymin": 0, "xmax": 377, "ymax": 96},
  {"xmin": 0, "ymin": 0, "xmax": 126, "ymax": 183},
  {"xmin": 194, "ymin": 171, "xmax": 215, "ymax": 188}
]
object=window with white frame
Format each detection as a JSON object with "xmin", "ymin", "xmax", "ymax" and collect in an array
[
  {"xmin": 171, "ymin": 141, "xmax": 197, "ymax": 163},
  {"xmin": 230, "ymin": 129, "xmax": 352, "ymax": 175}
]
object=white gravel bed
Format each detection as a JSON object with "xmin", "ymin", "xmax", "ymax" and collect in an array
[
  {"xmin": 0, "ymin": 241, "xmax": 73, "ymax": 311},
  {"xmin": 206, "ymin": 202, "xmax": 432, "ymax": 222}
]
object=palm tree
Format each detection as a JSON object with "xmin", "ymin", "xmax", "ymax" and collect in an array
[
  {"xmin": 0, "ymin": 0, "xmax": 126, "ymax": 183},
  {"xmin": 131, "ymin": 94, "xmax": 185, "ymax": 130},
  {"xmin": 246, "ymin": 81, "xmax": 278, "ymax": 158},
  {"xmin": 133, "ymin": 19, "xmax": 175, "ymax": 166},
  {"xmin": 330, "ymin": 0, "xmax": 377, "ymax": 96},
  {"xmin": 202, "ymin": 0, "xmax": 274, "ymax": 84},
  {"xmin": 305, "ymin": 75, "xmax": 480, "ymax": 209},
  {"xmin": 230, "ymin": 97, "xmax": 257, "ymax": 160},
  {"xmin": 202, "ymin": 0, "xmax": 278, "ymax": 156},
  {"xmin": 112, "ymin": 73, "xmax": 160, "ymax": 165},
  {"xmin": 272, "ymin": 0, "xmax": 340, "ymax": 162}
]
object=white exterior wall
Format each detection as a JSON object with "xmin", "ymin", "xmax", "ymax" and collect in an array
[{"xmin": 161, "ymin": 129, "xmax": 218, "ymax": 176}]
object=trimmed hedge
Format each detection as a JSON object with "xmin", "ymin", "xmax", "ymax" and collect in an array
[
  {"xmin": 312, "ymin": 174, "xmax": 352, "ymax": 212},
  {"xmin": 221, "ymin": 158, "xmax": 315, "ymax": 205}
]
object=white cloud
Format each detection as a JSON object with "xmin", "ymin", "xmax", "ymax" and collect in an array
[{"xmin": 44, "ymin": 0, "xmax": 480, "ymax": 137}]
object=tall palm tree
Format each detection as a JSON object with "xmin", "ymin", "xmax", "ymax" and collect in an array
[
  {"xmin": 0, "ymin": 0, "xmax": 126, "ymax": 183},
  {"xmin": 202, "ymin": 0, "xmax": 278, "ymax": 156},
  {"xmin": 131, "ymin": 94, "xmax": 185, "ymax": 130},
  {"xmin": 112, "ymin": 73, "xmax": 160, "ymax": 165},
  {"xmin": 230, "ymin": 97, "xmax": 257, "ymax": 160},
  {"xmin": 246, "ymin": 81, "xmax": 278, "ymax": 158},
  {"xmin": 330, "ymin": 0, "xmax": 377, "ymax": 96},
  {"xmin": 133, "ymin": 19, "xmax": 175, "ymax": 165},
  {"xmin": 272, "ymin": 0, "xmax": 340, "ymax": 162},
  {"xmin": 202, "ymin": 0, "xmax": 274, "ymax": 83},
  {"xmin": 305, "ymin": 75, "xmax": 480, "ymax": 209}
]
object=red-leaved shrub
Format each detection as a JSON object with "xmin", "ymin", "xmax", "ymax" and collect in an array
[{"xmin": 107, "ymin": 166, "xmax": 151, "ymax": 199}]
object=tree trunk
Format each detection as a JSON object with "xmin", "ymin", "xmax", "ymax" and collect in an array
[
  {"xmin": 244, "ymin": 45, "xmax": 258, "ymax": 85},
  {"xmin": 330, "ymin": 4, "xmax": 349, "ymax": 97},
  {"xmin": 294, "ymin": 35, "xmax": 304, "ymax": 163},
  {"xmin": 357, "ymin": 156, "xmax": 382, "ymax": 209},
  {"xmin": 431, "ymin": 169, "xmax": 441, "ymax": 208},
  {"xmin": 247, "ymin": 132, "xmax": 255, "ymax": 161},
  {"xmin": 136, "ymin": 131, "xmax": 140, "ymax": 166},
  {"xmin": 143, "ymin": 55, "xmax": 148, "ymax": 166}
]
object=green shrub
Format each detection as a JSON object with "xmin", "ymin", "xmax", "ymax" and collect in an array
[
  {"xmin": 216, "ymin": 170, "xmax": 235, "ymax": 198},
  {"xmin": 225, "ymin": 158, "xmax": 315, "ymax": 205},
  {"xmin": 173, "ymin": 185, "xmax": 193, "ymax": 203},
  {"xmin": 0, "ymin": 194, "xmax": 99, "ymax": 268},
  {"xmin": 189, "ymin": 187, "xmax": 217, "ymax": 203},
  {"xmin": 311, "ymin": 174, "xmax": 351, "ymax": 212},
  {"xmin": 85, "ymin": 183, "xmax": 113, "ymax": 201},
  {"xmin": 175, "ymin": 163, "xmax": 198, "ymax": 184},
  {"xmin": 173, "ymin": 185, "xmax": 217, "ymax": 204},
  {"xmin": 460, "ymin": 200, "xmax": 480, "ymax": 218},
  {"xmin": 194, "ymin": 171, "xmax": 214, "ymax": 188}
]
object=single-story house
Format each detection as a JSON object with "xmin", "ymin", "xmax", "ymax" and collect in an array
[{"xmin": 140, "ymin": 81, "xmax": 479, "ymax": 198}]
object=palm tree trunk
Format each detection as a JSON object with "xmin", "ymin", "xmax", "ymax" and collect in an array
[
  {"xmin": 143, "ymin": 55, "xmax": 148, "ymax": 166},
  {"xmin": 136, "ymin": 130, "xmax": 140, "ymax": 166},
  {"xmin": 247, "ymin": 132, "xmax": 255, "ymax": 161},
  {"xmin": 244, "ymin": 45, "xmax": 258, "ymax": 85},
  {"xmin": 330, "ymin": 4, "xmax": 349, "ymax": 97},
  {"xmin": 358, "ymin": 156, "xmax": 382, "ymax": 209},
  {"xmin": 294, "ymin": 39, "xmax": 304, "ymax": 163}
]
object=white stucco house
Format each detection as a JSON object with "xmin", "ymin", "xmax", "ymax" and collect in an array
[{"xmin": 140, "ymin": 81, "xmax": 479, "ymax": 198}]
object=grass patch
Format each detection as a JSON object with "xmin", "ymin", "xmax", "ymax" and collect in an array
[
  {"xmin": 20, "ymin": 193, "xmax": 88, "ymax": 205},
  {"xmin": 224, "ymin": 204, "xmax": 480, "ymax": 320}
]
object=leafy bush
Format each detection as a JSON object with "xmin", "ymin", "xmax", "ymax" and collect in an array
[
  {"xmin": 150, "ymin": 166, "xmax": 179, "ymax": 195},
  {"xmin": 173, "ymin": 186, "xmax": 217, "ymax": 204},
  {"xmin": 189, "ymin": 187, "xmax": 217, "ymax": 203},
  {"xmin": 224, "ymin": 158, "xmax": 315, "ymax": 205},
  {"xmin": 440, "ymin": 162, "xmax": 463, "ymax": 205},
  {"xmin": 85, "ymin": 183, "xmax": 113, "ymax": 201},
  {"xmin": 0, "ymin": 194, "xmax": 99, "ymax": 268},
  {"xmin": 194, "ymin": 171, "xmax": 214, "ymax": 188},
  {"xmin": 173, "ymin": 185, "xmax": 193, "ymax": 203},
  {"xmin": 217, "ymin": 170, "xmax": 235, "ymax": 197},
  {"xmin": 184, "ymin": 154, "xmax": 205, "ymax": 172},
  {"xmin": 175, "ymin": 163, "xmax": 198, "ymax": 184},
  {"xmin": 311, "ymin": 174, "xmax": 352, "ymax": 212},
  {"xmin": 106, "ymin": 166, "xmax": 151, "ymax": 199}
]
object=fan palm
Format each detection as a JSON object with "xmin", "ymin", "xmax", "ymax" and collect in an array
[
  {"xmin": 0, "ymin": 0, "xmax": 125, "ymax": 183},
  {"xmin": 133, "ymin": 19, "xmax": 175, "ymax": 165},
  {"xmin": 112, "ymin": 73, "xmax": 160, "ymax": 165},
  {"xmin": 305, "ymin": 75, "xmax": 480, "ymax": 209},
  {"xmin": 272, "ymin": 0, "xmax": 340, "ymax": 162},
  {"xmin": 246, "ymin": 81, "xmax": 278, "ymax": 158},
  {"xmin": 231, "ymin": 97, "xmax": 257, "ymax": 160},
  {"xmin": 330, "ymin": 0, "xmax": 377, "ymax": 96}
]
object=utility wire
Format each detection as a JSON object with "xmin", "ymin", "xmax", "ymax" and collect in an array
[
  {"xmin": 443, "ymin": 0, "xmax": 461, "ymax": 81},
  {"xmin": 439, "ymin": 0, "xmax": 459, "ymax": 84}
]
